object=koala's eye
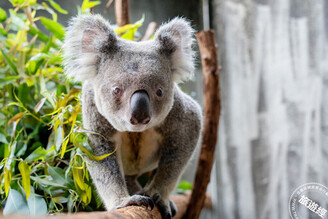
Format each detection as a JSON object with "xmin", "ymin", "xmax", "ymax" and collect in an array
[
  {"xmin": 112, "ymin": 86, "xmax": 121, "ymax": 97},
  {"xmin": 156, "ymin": 88, "xmax": 163, "ymax": 97}
]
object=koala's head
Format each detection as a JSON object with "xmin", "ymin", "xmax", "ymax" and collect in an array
[{"xmin": 63, "ymin": 15, "xmax": 195, "ymax": 132}]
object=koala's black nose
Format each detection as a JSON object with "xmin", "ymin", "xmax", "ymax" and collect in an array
[{"xmin": 130, "ymin": 90, "xmax": 151, "ymax": 125}]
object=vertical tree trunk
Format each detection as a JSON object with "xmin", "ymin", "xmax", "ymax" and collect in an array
[{"xmin": 184, "ymin": 30, "xmax": 221, "ymax": 219}]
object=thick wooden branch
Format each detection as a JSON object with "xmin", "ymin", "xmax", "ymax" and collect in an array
[
  {"xmin": 141, "ymin": 22, "xmax": 158, "ymax": 41},
  {"xmin": 0, "ymin": 193, "xmax": 210, "ymax": 219},
  {"xmin": 183, "ymin": 30, "xmax": 221, "ymax": 219},
  {"xmin": 55, "ymin": 193, "xmax": 210, "ymax": 219},
  {"xmin": 115, "ymin": 0, "xmax": 130, "ymax": 26}
]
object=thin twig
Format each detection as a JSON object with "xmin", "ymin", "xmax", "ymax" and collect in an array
[{"xmin": 104, "ymin": 0, "xmax": 114, "ymax": 14}]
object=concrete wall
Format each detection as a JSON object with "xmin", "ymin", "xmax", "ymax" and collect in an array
[{"xmin": 212, "ymin": 0, "xmax": 328, "ymax": 218}]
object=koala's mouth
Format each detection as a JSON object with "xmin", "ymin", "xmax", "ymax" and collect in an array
[{"xmin": 126, "ymin": 122, "xmax": 151, "ymax": 132}]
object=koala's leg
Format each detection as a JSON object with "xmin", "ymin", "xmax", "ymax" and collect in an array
[
  {"xmin": 86, "ymin": 154, "xmax": 129, "ymax": 209},
  {"xmin": 87, "ymin": 135, "xmax": 156, "ymax": 211},
  {"xmin": 125, "ymin": 175, "xmax": 142, "ymax": 195},
  {"xmin": 140, "ymin": 140, "xmax": 197, "ymax": 219}
]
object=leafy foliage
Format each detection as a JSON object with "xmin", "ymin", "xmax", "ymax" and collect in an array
[{"xmin": 0, "ymin": 0, "xmax": 146, "ymax": 215}]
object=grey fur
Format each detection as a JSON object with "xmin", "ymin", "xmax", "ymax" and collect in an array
[{"xmin": 63, "ymin": 14, "xmax": 202, "ymax": 218}]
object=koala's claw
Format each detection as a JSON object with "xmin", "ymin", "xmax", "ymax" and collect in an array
[
  {"xmin": 151, "ymin": 194, "xmax": 177, "ymax": 219},
  {"xmin": 169, "ymin": 199, "xmax": 177, "ymax": 217},
  {"xmin": 119, "ymin": 194, "xmax": 154, "ymax": 210}
]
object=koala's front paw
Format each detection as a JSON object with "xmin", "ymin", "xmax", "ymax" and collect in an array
[
  {"xmin": 118, "ymin": 194, "xmax": 155, "ymax": 210},
  {"xmin": 152, "ymin": 193, "xmax": 177, "ymax": 219}
]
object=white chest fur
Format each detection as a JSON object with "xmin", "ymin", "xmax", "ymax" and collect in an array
[{"xmin": 113, "ymin": 128, "xmax": 162, "ymax": 176}]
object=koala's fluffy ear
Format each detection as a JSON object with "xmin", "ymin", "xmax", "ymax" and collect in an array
[
  {"xmin": 155, "ymin": 17, "xmax": 195, "ymax": 82},
  {"xmin": 63, "ymin": 15, "xmax": 117, "ymax": 81}
]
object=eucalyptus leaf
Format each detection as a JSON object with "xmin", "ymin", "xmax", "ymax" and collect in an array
[
  {"xmin": 0, "ymin": 48, "xmax": 19, "ymax": 75},
  {"xmin": 9, "ymin": 10, "xmax": 25, "ymax": 31},
  {"xmin": 81, "ymin": 0, "xmax": 101, "ymax": 12},
  {"xmin": 0, "ymin": 132, "xmax": 8, "ymax": 144},
  {"xmin": 48, "ymin": 166, "xmax": 67, "ymax": 185},
  {"xmin": 177, "ymin": 180, "xmax": 193, "ymax": 190},
  {"xmin": 30, "ymin": 176, "xmax": 66, "ymax": 188},
  {"xmin": 18, "ymin": 161, "xmax": 31, "ymax": 200},
  {"xmin": 46, "ymin": 0, "xmax": 68, "ymax": 14},
  {"xmin": 55, "ymin": 125, "xmax": 64, "ymax": 151},
  {"xmin": 28, "ymin": 25, "xmax": 49, "ymax": 42},
  {"xmin": 25, "ymin": 146, "xmax": 47, "ymax": 162},
  {"xmin": 0, "ymin": 7, "xmax": 7, "ymax": 22},
  {"xmin": 0, "ymin": 0, "xmax": 144, "ymax": 213},
  {"xmin": 40, "ymin": 17, "xmax": 65, "ymax": 41},
  {"xmin": 3, "ymin": 189, "xmax": 30, "ymax": 215},
  {"xmin": 27, "ymin": 192, "xmax": 47, "ymax": 216},
  {"xmin": 0, "ymin": 76, "xmax": 20, "ymax": 87}
]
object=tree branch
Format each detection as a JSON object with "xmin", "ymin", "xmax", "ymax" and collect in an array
[
  {"xmin": 20, "ymin": 193, "xmax": 210, "ymax": 219},
  {"xmin": 183, "ymin": 30, "xmax": 221, "ymax": 219},
  {"xmin": 115, "ymin": 0, "xmax": 130, "ymax": 26},
  {"xmin": 141, "ymin": 22, "xmax": 158, "ymax": 41}
]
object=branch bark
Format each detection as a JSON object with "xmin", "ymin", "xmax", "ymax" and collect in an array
[
  {"xmin": 141, "ymin": 22, "xmax": 158, "ymax": 41},
  {"xmin": 1, "ymin": 193, "xmax": 210, "ymax": 219},
  {"xmin": 115, "ymin": 0, "xmax": 130, "ymax": 26},
  {"xmin": 183, "ymin": 30, "xmax": 221, "ymax": 219},
  {"xmin": 55, "ymin": 193, "xmax": 211, "ymax": 219}
]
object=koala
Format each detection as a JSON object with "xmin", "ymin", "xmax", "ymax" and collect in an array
[{"xmin": 63, "ymin": 14, "xmax": 202, "ymax": 219}]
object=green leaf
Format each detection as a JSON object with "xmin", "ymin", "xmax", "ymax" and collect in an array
[
  {"xmin": 27, "ymin": 192, "xmax": 47, "ymax": 216},
  {"xmin": 60, "ymin": 137, "xmax": 69, "ymax": 158},
  {"xmin": 177, "ymin": 180, "xmax": 193, "ymax": 190},
  {"xmin": 0, "ymin": 76, "xmax": 20, "ymax": 87},
  {"xmin": 46, "ymin": 0, "xmax": 68, "ymax": 14},
  {"xmin": 0, "ymin": 48, "xmax": 19, "ymax": 75},
  {"xmin": 3, "ymin": 189, "xmax": 30, "ymax": 215},
  {"xmin": 72, "ymin": 166, "xmax": 85, "ymax": 191},
  {"xmin": 47, "ymin": 166, "xmax": 66, "ymax": 185},
  {"xmin": 10, "ymin": 0, "xmax": 36, "ymax": 6},
  {"xmin": 28, "ymin": 25, "xmax": 49, "ymax": 42},
  {"xmin": 27, "ymin": 61, "xmax": 37, "ymax": 75},
  {"xmin": 81, "ymin": 0, "xmax": 101, "ymax": 12},
  {"xmin": 53, "ymin": 196, "xmax": 68, "ymax": 204},
  {"xmin": 30, "ymin": 176, "xmax": 66, "ymax": 188},
  {"xmin": 115, "ymin": 15, "xmax": 144, "ymax": 40},
  {"xmin": 55, "ymin": 125, "xmax": 64, "ymax": 151},
  {"xmin": 0, "ymin": 132, "xmax": 8, "ymax": 144},
  {"xmin": 40, "ymin": 17, "xmax": 65, "ymax": 41},
  {"xmin": 25, "ymin": 146, "xmax": 46, "ymax": 162},
  {"xmin": 40, "ymin": 76, "xmax": 56, "ymax": 108},
  {"xmin": 8, "ymin": 9, "xmax": 25, "ymax": 31},
  {"xmin": 0, "ymin": 27, "xmax": 7, "ymax": 40},
  {"xmin": 30, "ymin": 52, "xmax": 49, "ymax": 61},
  {"xmin": 0, "ymin": 7, "xmax": 7, "ymax": 22},
  {"xmin": 18, "ymin": 161, "xmax": 31, "ymax": 200},
  {"xmin": 4, "ymin": 167, "xmax": 11, "ymax": 197},
  {"xmin": 8, "ymin": 112, "xmax": 25, "ymax": 125},
  {"xmin": 34, "ymin": 98, "xmax": 46, "ymax": 113},
  {"xmin": 72, "ymin": 133, "xmax": 116, "ymax": 161},
  {"xmin": 9, "ymin": 0, "xmax": 24, "ymax": 6}
]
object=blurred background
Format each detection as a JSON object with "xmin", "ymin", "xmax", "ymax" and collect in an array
[{"xmin": 0, "ymin": 0, "xmax": 327, "ymax": 218}]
